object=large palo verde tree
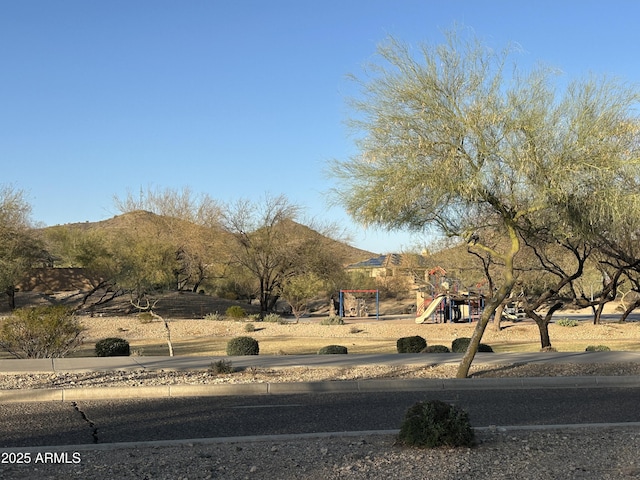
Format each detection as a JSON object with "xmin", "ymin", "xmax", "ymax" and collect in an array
[{"xmin": 332, "ymin": 30, "xmax": 640, "ymax": 377}]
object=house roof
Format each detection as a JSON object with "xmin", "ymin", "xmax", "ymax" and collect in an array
[{"xmin": 346, "ymin": 253, "xmax": 427, "ymax": 270}]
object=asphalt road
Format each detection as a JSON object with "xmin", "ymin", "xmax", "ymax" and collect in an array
[{"xmin": 3, "ymin": 386, "xmax": 640, "ymax": 448}]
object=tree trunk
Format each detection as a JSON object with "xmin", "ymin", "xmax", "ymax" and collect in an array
[
  {"xmin": 493, "ymin": 303, "xmax": 505, "ymax": 331},
  {"xmin": 5, "ymin": 286, "xmax": 16, "ymax": 310},
  {"xmin": 619, "ymin": 299, "xmax": 640, "ymax": 322},
  {"xmin": 456, "ymin": 282, "xmax": 513, "ymax": 378},
  {"xmin": 456, "ymin": 222, "xmax": 520, "ymax": 379},
  {"xmin": 593, "ymin": 302, "xmax": 605, "ymax": 325},
  {"xmin": 535, "ymin": 319, "xmax": 552, "ymax": 349}
]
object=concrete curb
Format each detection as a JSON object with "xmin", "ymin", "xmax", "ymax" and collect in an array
[{"xmin": 3, "ymin": 375, "xmax": 640, "ymax": 403}]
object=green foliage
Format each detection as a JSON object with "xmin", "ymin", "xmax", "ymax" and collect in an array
[
  {"xmin": 225, "ymin": 305, "xmax": 246, "ymax": 319},
  {"xmin": 263, "ymin": 313, "xmax": 283, "ymax": 323},
  {"xmin": 318, "ymin": 345, "xmax": 348, "ymax": 354},
  {"xmin": 244, "ymin": 323, "xmax": 256, "ymax": 332},
  {"xmin": 226, "ymin": 336, "xmax": 259, "ymax": 356},
  {"xmin": 397, "ymin": 399, "xmax": 475, "ymax": 449},
  {"xmin": 586, "ymin": 345, "xmax": 611, "ymax": 352},
  {"xmin": 95, "ymin": 337, "xmax": 130, "ymax": 357},
  {"xmin": 424, "ymin": 345, "xmax": 451, "ymax": 353},
  {"xmin": 204, "ymin": 312, "xmax": 224, "ymax": 321},
  {"xmin": 280, "ymin": 272, "xmax": 324, "ymax": 320},
  {"xmin": 451, "ymin": 337, "xmax": 493, "ymax": 353},
  {"xmin": 209, "ymin": 359, "xmax": 234, "ymax": 375},
  {"xmin": 321, "ymin": 316, "xmax": 345, "ymax": 325},
  {"xmin": 0, "ymin": 306, "xmax": 84, "ymax": 359},
  {"xmin": 396, "ymin": 336, "xmax": 427, "ymax": 353},
  {"xmin": 556, "ymin": 318, "xmax": 579, "ymax": 327}
]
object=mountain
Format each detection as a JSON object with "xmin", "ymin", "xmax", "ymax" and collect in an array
[{"xmin": 42, "ymin": 211, "xmax": 375, "ymax": 266}]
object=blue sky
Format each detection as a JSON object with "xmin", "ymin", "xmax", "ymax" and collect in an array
[{"xmin": 2, "ymin": 0, "xmax": 639, "ymax": 254}]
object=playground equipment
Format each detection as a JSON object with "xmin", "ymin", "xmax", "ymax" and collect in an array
[
  {"xmin": 339, "ymin": 289, "xmax": 380, "ymax": 320},
  {"xmin": 415, "ymin": 267, "xmax": 485, "ymax": 324}
]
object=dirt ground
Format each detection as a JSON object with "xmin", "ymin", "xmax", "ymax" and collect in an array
[{"xmin": 71, "ymin": 309, "xmax": 640, "ymax": 357}]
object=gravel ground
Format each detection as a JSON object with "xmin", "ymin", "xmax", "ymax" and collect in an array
[
  {"xmin": 3, "ymin": 316, "xmax": 640, "ymax": 479},
  {"xmin": 3, "ymin": 362, "xmax": 640, "ymax": 390},
  {"xmin": 2, "ymin": 363, "xmax": 640, "ymax": 479},
  {"xmin": 3, "ymin": 427, "xmax": 640, "ymax": 479}
]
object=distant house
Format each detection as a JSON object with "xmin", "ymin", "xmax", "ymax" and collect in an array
[{"xmin": 345, "ymin": 253, "xmax": 429, "ymax": 287}]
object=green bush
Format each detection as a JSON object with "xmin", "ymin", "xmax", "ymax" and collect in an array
[
  {"xmin": 451, "ymin": 337, "xmax": 493, "ymax": 353},
  {"xmin": 204, "ymin": 312, "xmax": 224, "ymax": 321},
  {"xmin": 318, "ymin": 345, "xmax": 348, "ymax": 354},
  {"xmin": 0, "ymin": 306, "xmax": 84, "ymax": 359},
  {"xmin": 397, "ymin": 399, "xmax": 475, "ymax": 448},
  {"xmin": 226, "ymin": 336, "xmax": 259, "ymax": 356},
  {"xmin": 556, "ymin": 318, "xmax": 579, "ymax": 327},
  {"xmin": 320, "ymin": 316, "xmax": 345, "ymax": 325},
  {"xmin": 424, "ymin": 345, "xmax": 451, "ymax": 353},
  {"xmin": 244, "ymin": 323, "xmax": 256, "ymax": 332},
  {"xmin": 263, "ymin": 313, "xmax": 282, "ymax": 323},
  {"xmin": 95, "ymin": 337, "xmax": 130, "ymax": 357},
  {"xmin": 397, "ymin": 336, "xmax": 427, "ymax": 353},
  {"xmin": 585, "ymin": 345, "xmax": 611, "ymax": 352},
  {"xmin": 225, "ymin": 306, "xmax": 247, "ymax": 319}
]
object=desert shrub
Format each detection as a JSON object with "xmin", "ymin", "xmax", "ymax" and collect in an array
[
  {"xmin": 248, "ymin": 313, "xmax": 262, "ymax": 322},
  {"xmin": 451, "ymin": 337, "xmax": 493, "ymax": 353},
  {"xmin": 0, "ymin": 306, "xmax": 84, "ymax": 359},
  {"xmin": 397, "ymin": 399, "xmax": 475, "ymax": 448},
  {"xmin": 204, "ymin": 312, "xmax": 224, "ymax": 321},
  {"xmin": 244, "ymin": 323, "xmax": 256, "ymax": 332},
  {"xmin": 137, "ymin": 311, "xmax": 154, "ymax": 324},
  {"xmin": 225, "ymin": 306, "xmax": 247, "ymax": 319},
  {"xmin": 424, "ymin": 345, "xmax": 451, "ymax": 353},
  {"xmin": 263, "ymin": 313, "xmax": 283, "ymax": 323},
  {"xmin": 349, "ymin": 326, "xmax": 361, "ymax": 334},
  {"xmin": 321, "ymin": 316, "xmax": 345, "ymax": 325},
  {"xmin": 318, "ymin": 345, "xmax": 348, "ymax": 354},
  {"xmin": 209, "ymin": 359, "xmax": 234, "ymax": 375},
  {"xmin": 397, "ymin": 336, "xmax": 427, "ymax": 353},
  {"xmin": 95, "ymin": 337, "xmax": 130, "ymax": 357},
  {"xmin": 556, "ymin": 318, "xmax": 579, "ymax": 327},
  {"xmin": 226, "ymin": 336, "xmax": 259, "ymax": 356},
  {"xmin": 586, "ymin": 345, "xmax": 611, "ymax": 352}
]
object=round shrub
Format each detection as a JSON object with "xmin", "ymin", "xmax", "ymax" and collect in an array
[
  {"xmin": 424, "ymin": 344, "xmax": 451, "ymax": 353},
  {"xmin": 95, "ymin": 337, "xmax": 130, "ymax": 357},
  {"xmin": 318, "ymin": 345, "xmax": 348, "ymax": 354},
  {"xmin": 225, "ymin": 305, "xmax": 247, "ymax": 319},
  {"xmin": 586, "ymin": 345, "xmax": 611, "ymax": 352},
  {"xmin": 226, "ymin": 336, "xmax": 259, "ymax": 356},
  {"xmin": 397, "ymin": 335, "xmax": 427, "ymax": 353},
  {"xmin": 397, "ymin": 399, "xmax": 475, "ymax": 449},
  {"xmin": 451, "ymin": 337, "xmax": 493, "ymax": 353},
  {"xmin": 320, "ymin": 316, "xmax": 345, "ymax": 325}
]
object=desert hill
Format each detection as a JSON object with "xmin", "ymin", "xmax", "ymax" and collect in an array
[{"xmin": 42, "ymin": 210, "xmax": 375, "ymax": 267}]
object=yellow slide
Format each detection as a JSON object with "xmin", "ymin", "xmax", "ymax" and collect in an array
[{"xmin": 415, "ymin": 294, "xmax": 446, "ymax": 324}]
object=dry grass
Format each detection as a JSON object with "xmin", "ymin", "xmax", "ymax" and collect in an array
[{"xmin": 58, "ymin": 314, "xmax": 640, "ymax": 357}]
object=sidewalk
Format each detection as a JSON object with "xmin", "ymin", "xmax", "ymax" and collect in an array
[{"xmin": 2, "ymin": 351, "xmax": 640, "ymax": 403}]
